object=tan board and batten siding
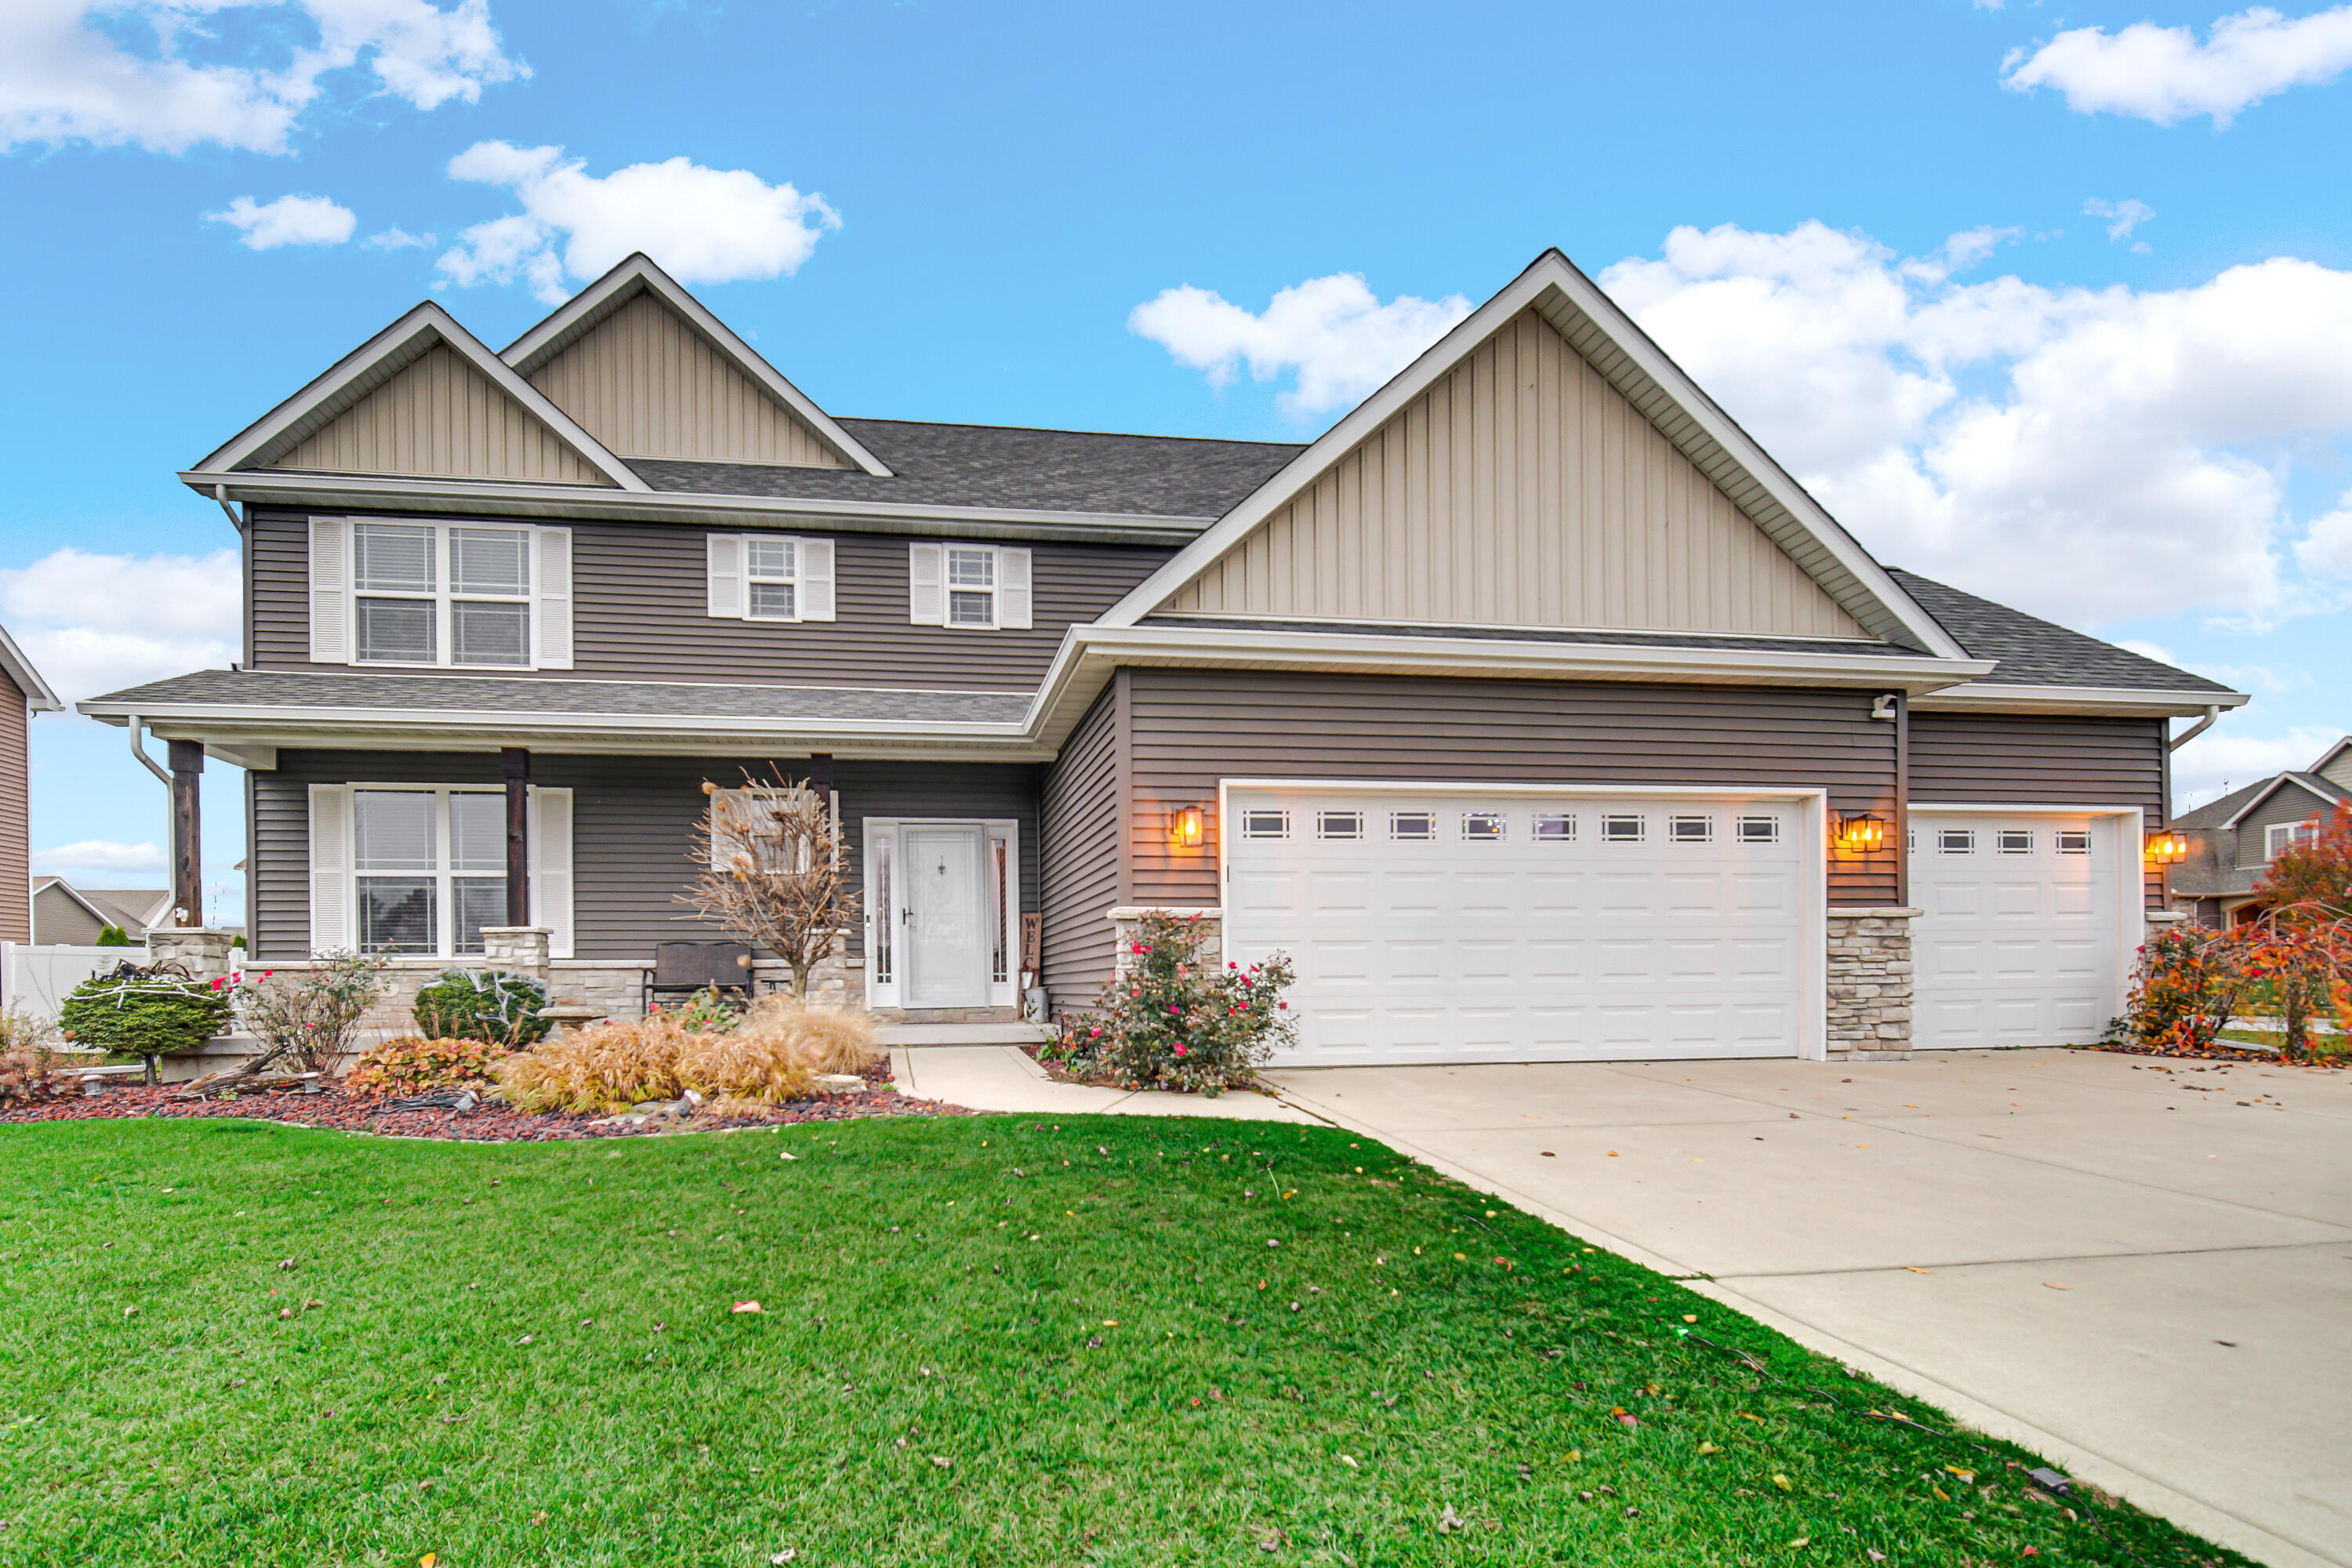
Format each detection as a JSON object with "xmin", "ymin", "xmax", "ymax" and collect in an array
[
  {"xmin": 245, "ymin": 511, "xmax": 1173, "ymax": 690},
  {"xmin": 1163, "ymin": 310, "xmax": 1864, "ymax": 639},
  {"xmin": 0, "ymin": 666, "xmax": 27, "ymax": 942},
  {"xmin": 267, "ymin": 345, "xmax": 615, "ymax": 485},
  {"xmin": 1907, "ymin": 713, "xmax": 2169, "ymax": 908},
  {"xmin": 526, "ymin": 292, "xmax": 849, "ymax": 467}
]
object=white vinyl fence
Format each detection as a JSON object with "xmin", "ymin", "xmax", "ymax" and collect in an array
[{"xmin": 0, "ymin": 943, "xmax": 151, "ymax": 1022}]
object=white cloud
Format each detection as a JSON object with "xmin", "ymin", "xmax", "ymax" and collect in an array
[
  {"xmin": 1129, "ymin": 273, "xmax": 1472, "ymax": 420},
  {"xmin": 2172, "ymin": 722, "xmax": 2347, "ymax": 806},
  {"xmin": 0, "ymin": 547, "xmax": 240, "ymax": 707},
  {"xmin": 2083, "ymin": 197, "xmax": 2156, "ymax": 248},
  {"xmin": 436, "ymin": 142, "xmax": 840, "ymax": 305},
  {"xmin": 34, "ymin": 840, "xmax": 165, "ymax": 875},
  {"xmin": 2296, "ymin": 489, "xmax": 2352, "ymax": 575},
  {"xmin": 205, "ymin": 192, "xmax": 355, "ymax": 249},
  {"xmin": 363, "ymin": 225, "xmax": 433, "ymax": 249},
  {"xmin": 1596, "ymin": 221, "xmax": 2352, "ymax": 627},
  {"xmin": 2002, "ymin": 5, "xmax": 2352, "ymax": 127},
  {"xmin": 2117, "ymin": 638, "xmax": 2176, "ymax": 665},
  {"xmin": 0, "ymin": 0, "xmax": 525, "ymax": 156}
]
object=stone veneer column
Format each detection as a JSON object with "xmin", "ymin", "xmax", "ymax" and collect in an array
[
  {"xmin": 1106, "ymin": 906, "xmax": 1224, "ymax": 979},
  {"xmin": 1825, "ymin": 907, "xmax": 1919, "ymax": 1059},
  {"xmin": 147, "ymin": 927, "xmax": 238, "ymax": 983},
  {"xmin": 477, "ymin": 926, "xmax": 551, "ymax": 978}
]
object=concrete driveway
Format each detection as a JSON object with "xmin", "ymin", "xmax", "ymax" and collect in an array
[{"xmin": 1265, "ymin": 1049, "xmax": 2352, "ymax": 1568}]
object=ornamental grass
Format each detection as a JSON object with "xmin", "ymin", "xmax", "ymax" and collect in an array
[{"xmin": 494, "ymin": 1000, "xmax": 878, "ymax": 1114}]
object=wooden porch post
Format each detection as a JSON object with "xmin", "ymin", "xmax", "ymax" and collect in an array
[
  {"xmin": 502, "ymin": 747, "xmax": 531, "ymax": 927},
  {"xmin": 166, "ymin": 739, "xmax": 203, "ymax": 926}
]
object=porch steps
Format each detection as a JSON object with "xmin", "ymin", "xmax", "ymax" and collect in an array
[{"xmin": 874, "ymin": 1022, "xmax": 1052, "ymax": 1047}]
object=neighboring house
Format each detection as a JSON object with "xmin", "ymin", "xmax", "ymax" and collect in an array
[
  {"xmin": 2169, "ymin": 737, "xmax": 2351, "ymax": 926},
  {"xmin": 0, "ymin": 624, "xmax": 63, "ymax": 944},
  {"xmin": 30, "ymin": 879, "xmax": 173, "ymax": 946},
  {"xmin": 78, "ymin": 251, "xmax": 2246, "ymax": 1062}
]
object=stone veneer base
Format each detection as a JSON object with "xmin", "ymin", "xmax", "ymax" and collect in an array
[{"xmin": 1825, "ymin": 906, "xmax": 1919, "ymax": 1061}]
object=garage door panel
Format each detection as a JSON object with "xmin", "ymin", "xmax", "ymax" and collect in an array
[
  {"xmin": 1226, "ymin": 787, "xmax": 1811, "ymax": 1065},
  {"xmin": 1911, "ymin": 813, "xmax": 2126, "ymax": 1051}
]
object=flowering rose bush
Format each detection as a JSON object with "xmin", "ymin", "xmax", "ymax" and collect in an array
[{"xmin": 1050, "ymin": 911, "xmax": 1296, "ymax": 1094}]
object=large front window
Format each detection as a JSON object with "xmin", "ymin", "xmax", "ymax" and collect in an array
[
  {"xmin": 354, "ymin": 789, "xmax": 506, "ymax": 956},
  {"xmin": 354, "ymin": 523, "xmax": 531, "ymax": 666}
]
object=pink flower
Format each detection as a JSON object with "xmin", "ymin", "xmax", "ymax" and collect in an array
[
  {"xmin": 1089, "ymin": 1026, "xmax": 1102, "ymax": 1038},
  {"xmin": 1277, "ymin": 1001, "xmax": 1287, "ymax": 1010},
  {"xmin": 1169, "ymin": 1004, "xmax": 1181, "ymax": 1015},
  {"xmin": 1132, "ymin": 942, "xmax": 1145, "ymax": 954},
  {"xmin": 1174, "ymin": 1044, "xmax": 1188, "ymax": 1057}
]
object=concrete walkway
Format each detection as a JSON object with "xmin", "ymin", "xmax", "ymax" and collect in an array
[
  {"xmin": 891, "ymin": 1044, "xmax": 1316, "ymax": 1123},
  {"xmin": 1262, "ymin": 1049, "xmax": 2352, "ymax": 1568}
]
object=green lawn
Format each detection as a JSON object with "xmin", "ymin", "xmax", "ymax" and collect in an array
[{"xmin": 0, "ymin": 1116, "xmax": 2243, "ymax": 1566}]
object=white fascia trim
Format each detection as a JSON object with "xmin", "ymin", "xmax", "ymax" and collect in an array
[
  {"xmin": 1908, "ymin": 681, "xmax": 2251, "ymax": 718},
  {"xmin": 77, "ymin": 699, "xmax": 1032, "ymax": 741},
  {"xmin": 498, "ymin": 254, "xmax": 892, "ymax": 477},
  {"xmin": 190, "ymin": 303, "xmax": 649, "ymax": 493},
  {"xmin": 183, "ymin": 469, "xmax": 1208, "ymax": 545},
  {"xmin": 1098, "ymin": 250, "xmax": 1966, "ymax": 662},
  {"xmin": 2216, "ymin": 774, "xmax": 2343, "ymax": 830},
  {"xmin": 0, "ymin": 620, "xmax": 61, "ymax": 710}
]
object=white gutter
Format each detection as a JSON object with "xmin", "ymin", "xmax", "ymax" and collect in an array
[{"xmin": 1911, "ymin": 682, "xmax": 2250, "ymax": 720}]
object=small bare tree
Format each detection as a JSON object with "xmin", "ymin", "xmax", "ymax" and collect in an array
[{"xmin": 680, "ymin": 770, "xmax": 858, "ymax": 997}]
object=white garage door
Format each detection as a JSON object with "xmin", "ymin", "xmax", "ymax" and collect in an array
[
  {"xmin": 1221, "ymin": 786, "xmax": 1817, "ymax": 1066},
  {"xmin": 1910, "ymin": 811, "xmax": 2135, "ymax": 1049}
]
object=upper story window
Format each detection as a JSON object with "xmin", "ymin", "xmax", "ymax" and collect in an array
[
  {"xmin": 2266, "ymin": 820, "xmax": 2320, "ymax": 860},
  {"xmin": 310, "ymin": 517, "xmax": 569, "ymax": 670},
  {"xmin": 706, "ymin": 534, "xmax": 835, "ymax": 622},
  {"xmin": 908, "ymin": 543, "xmax": 1032, "ymax": 630},
  {"xmin": 354, "ymin": 523, "xmax": 531, "ymax": 667}
]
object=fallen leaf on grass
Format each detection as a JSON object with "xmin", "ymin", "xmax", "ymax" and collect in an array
[
  {"xmin": 930, "ymin": 1456, "xmax": 952, "ymax": 1468},
  {"xmin": 1338, "ymin": 1454, "xmax": 1358, "ymax": 1468},
  {"xmin": 1771, "ymin": 1473, "xmax": 1793, "ymax": 1490},
  {"xmin": 779, "ymin": 1152, "xmax": 797, "ymax": 1161},
  {"xmin": 1697, "ymin": 1442, "xmax": 1720, "ymax": 1455},
  {"xmin": 771, "ymin": 1552, "xmax": 797, "ymax": 1565},
  {"xmin": 731, "ymin": 1301, "xmax": 763, "ymax": 1315},
  {"xmin": 1436, "ymin": 1504, "xmax": 1464, "ymax": 1535}
]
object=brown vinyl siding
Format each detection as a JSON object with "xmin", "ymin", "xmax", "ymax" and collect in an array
[
  {"xmin": 1036, "ymin": 685, "xmax": 1123, "ymax": 1000},
  {"xmin": 269, "ymin": 345, "xmax": 614, "ymax": 485},
  {"xmin": 1907, "ymin": 712, "xmax": 2168, "ymax": 908},
  {"xmin": 1121, "ymin": 670, "xmax": 1900, "ymax": 908},
  {"xmin": 251, "ymin": 751, "xmax": 1038, "ymax": 964},
  {"xmin": 0, "ymin": 671, "xmax": 27, "ymax": 942},
  {"xmin": 526, "ymin": 292, "xmax": 850, "ymax": 468},
  {"xmin": 248, "ymin": 510, "xmax": 1173, "ymax": 691}
]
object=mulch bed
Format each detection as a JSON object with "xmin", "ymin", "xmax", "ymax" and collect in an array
[
  {"xmin": 2085, "ymin": 1040, "xmax": 2346, "ymax": 1069},
  {"xmin": 0, "ymin": 1076, "xmax": 965, "ymax": 1142}
]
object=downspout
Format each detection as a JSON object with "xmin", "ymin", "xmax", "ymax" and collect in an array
[
  {"xmin": 125, "ymin": 715, "xmax": 172, "ymax": 786},
  {"xmin": 2169, "ymin": 705, "xmax": 2221, "ymax": 751}
]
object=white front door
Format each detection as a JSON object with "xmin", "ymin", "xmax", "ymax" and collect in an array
[
  {"xmin": 1910, "ymin": 810, "xmax": 2139, "ymax": 1048},
  {"xmin": 902, "ymin": 823, "xmax": 989, "ymax": 1007},
  {"xmin": 1221, "ymin": 784, "xmax": 1822, "ymax": 1066}
]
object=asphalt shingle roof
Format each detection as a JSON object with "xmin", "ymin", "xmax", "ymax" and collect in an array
[
  {"xmin": 1889, "ymin": 569, "xmax": 2238, "ymax": 694},
  {"xmin": 630, "ymin": 419, "xmax": 1306, "ymax": 519},
  {"xmin": 86, "ymin": 670, "xmax": 1033, "ymax": 724}
]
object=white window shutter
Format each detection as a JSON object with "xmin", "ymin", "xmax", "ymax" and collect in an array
[
  {"xmin": 800, "ymin": 536, "xmax": 837, "ymax": 622},
  {"xmin": 529, "ymin": 786, "xmax": 575, "ymax": 959},
  {"xmin": 534, "ymin": 527, "xmax": 573, "ymax": 669},
  {"xmin": 707, "ymin": 533, "xmax": 746, "ymax": 619},
  {"xmin": 307, "ymin": 784, "xmax": 351, "ymax": 956},
  {"xmin": 308, "ymin": 518, "xmax": 349, "ymax": 663},
  {"xmin": 996, "ymin": 546, "xmax": 1033, "ymax": 630},
  {"xmin": 908, "ymin": 542, "xmax": 944, "ymax": 626}
]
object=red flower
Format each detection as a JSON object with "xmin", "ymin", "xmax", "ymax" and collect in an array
[{"xmin": 1173, "ymin": 1044, "xmax": 1188, "ymax": 1057}]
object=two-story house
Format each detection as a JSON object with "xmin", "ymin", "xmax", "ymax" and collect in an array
[
  {"xmin": 81, "ymin": 251, "xmax": 2244, "ymax": 1062},
  {"xmin": 2169, "ymin": 736, "xmax": 2350, "ymax": 925}
]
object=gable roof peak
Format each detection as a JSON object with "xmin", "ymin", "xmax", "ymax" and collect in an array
[
  {"xmin": 1102, "ymin": 247, "xmax": 1967, "ymax": 659},
  {"xmin": 187, "ymin": 299, "xmax": 647, "ymax": 491},
  {"xmin": 498, "ymin": 252, "xmax": 891, "ymax": 477}
]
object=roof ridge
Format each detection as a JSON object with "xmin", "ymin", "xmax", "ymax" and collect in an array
[{"xmin": 834, "ymin": 414, "xmax": 1308, "ymax": 450}]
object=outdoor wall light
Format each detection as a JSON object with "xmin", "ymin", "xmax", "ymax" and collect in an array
[
  {"xmin": 1171, "ymin": 804, "xmax": 1206, "ymax": 848},
  {"xmin": 1836, "ymin": 812, "xmax": 1887, "ymax": 851},
  {"xmin": 2147, "ymin": 829, "xmax": 2190, "ymax": 866}
]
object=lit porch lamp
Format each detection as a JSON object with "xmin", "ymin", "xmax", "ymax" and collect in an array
[
  {"xmin": 1835, "ymin": 812, "xmax": 1887, "ymax": 851},
  {"xmin": 2147, "ymin": 829, "xmax": 2189, "ymax": 866},
  {"xmin": 1171, "ymin": 804, "xmax": 1206, "ymax": 849}
]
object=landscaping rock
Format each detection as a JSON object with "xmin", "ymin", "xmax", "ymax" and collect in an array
[{"xmin": 814, "ymin": 1073, "xmax": 865, "ymax": 1094}]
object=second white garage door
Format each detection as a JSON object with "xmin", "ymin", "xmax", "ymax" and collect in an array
[
  {"xmin": 1221, "ymin": 785, "xmax": 1820, "ymax": 1066},
  {"xmin": 1909, "ymin": 809, "xmax": 2138, "ymax": 1049}
]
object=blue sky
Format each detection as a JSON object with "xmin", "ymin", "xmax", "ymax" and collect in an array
[{"xmin": 4, "ymin": 0, "xmax": 2350, "ymax": 920}]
